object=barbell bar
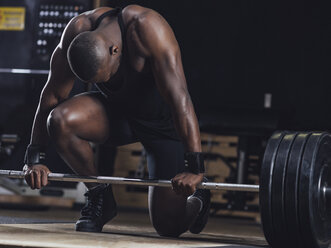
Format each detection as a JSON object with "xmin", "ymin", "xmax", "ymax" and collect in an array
[{"xmin": 0, "ymin": 169, "xmax": 259, "ymax": 192}]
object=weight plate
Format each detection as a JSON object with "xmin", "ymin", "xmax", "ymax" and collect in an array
[
  {"xmin": 299, "ymin": 133, "xmax": 331, "ymax": 248},
  {"xmin": 260, "ymin": 131, "xmax": 287, "ymax": 246},
  {"xmin": 271, "ymin": 132, "xmax": 297, "ymax": 247},
  {"xmin": 285, "ymin": 132, "xmax": 312, "ymax": 248}
]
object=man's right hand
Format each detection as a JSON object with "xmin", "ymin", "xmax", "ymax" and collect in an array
[{"xmin": 23, "ymin": 164, "xmax": 51, "ymax": 189}]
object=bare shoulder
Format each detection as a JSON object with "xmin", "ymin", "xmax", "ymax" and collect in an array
[
  {"xmin": 122, "ymin": 4, "xmax": 154, "ymax": 17},
  {"xmin": 58, "ymin": 14, "xmax": 91, "ymax": 50},
  {"xmin": 123, "ymin": 5, "xmax": 178, "ymax": 56},
  {"xmin": 58, "ymin": 7, "xmax": 115, "ymax": 50},
  {"xmin": 123, "ymin": 5, "xmax": 170, "ymax": 31},
  {"xmin": 81, "ymin": 7, "xmax": 114, "ymax": 21}
]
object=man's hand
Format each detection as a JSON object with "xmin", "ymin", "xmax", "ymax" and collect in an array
[
  {"xmin": 171, "ymin": 172, "xmax": 204, "ymax": 196},
  {"xmin": 23, "ymin": 164, "xmax": 51, "ymax": 189}
]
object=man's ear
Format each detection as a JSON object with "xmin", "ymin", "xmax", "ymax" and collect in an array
[{"xmin": 109, "ymin": 45, "xmax": 119, "ymax": 55}]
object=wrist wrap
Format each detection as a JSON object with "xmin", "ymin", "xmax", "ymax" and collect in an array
[
  {"xmin": 24, "ymin": 144, "xmax": 46, "ymax": 166},
  {"xmin": 184, "ymin": 152, "xmax": 205, "ymax": 174}
]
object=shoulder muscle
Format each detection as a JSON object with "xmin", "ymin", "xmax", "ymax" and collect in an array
[
  {"xmin": 58, "ymin": 14, "xmax": 92, "ymax": 52},
  {"xmin": 132, "ymin": 9, "xmax": 180, "ymax": 58}
]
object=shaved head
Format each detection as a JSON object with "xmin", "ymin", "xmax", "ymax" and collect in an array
[{"xmin": 67, "ymin": 32, "xmax": 109, "ymax": 82}]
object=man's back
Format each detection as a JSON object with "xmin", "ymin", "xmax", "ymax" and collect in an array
[{"xmin": 68, "ymin": 5, "xmax": 179, "ymax": 75}]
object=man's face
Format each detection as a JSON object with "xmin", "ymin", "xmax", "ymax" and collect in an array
[
  {"xmin": 91, "ymin": 64, "xmax": 112, "ymax": 84},
  {"xmin": 74, "ymin": 43, "xmax": 120, "ymax": 84},
  {"xmin": 78, "ymin": 51, "xmax": 112, "ymax": 84},
  {"xmin": 94, "ymin": 46, "xmax": 121, "ymax": 83}
]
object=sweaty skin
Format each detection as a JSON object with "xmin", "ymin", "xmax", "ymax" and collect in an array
[{"xmin": 24, "ymin": 6, "xmax": 203, "ymax": 195}]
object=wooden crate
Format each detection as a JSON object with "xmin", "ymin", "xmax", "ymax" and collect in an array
[
  {"xmin": 112, "ymin": 142, "xmax": 148, "ymax": 209},
  {"xmin": 201, "ymin": 133, "xmax": 238, "ymax": 204}
]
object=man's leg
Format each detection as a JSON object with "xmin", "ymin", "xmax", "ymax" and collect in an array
[
  {"xmin": 47, "ymin": 92, "xmax": 137, "ymax": 181},
  {"xmin": 148, "ymin": 187, "xmax": 202, "ymax": 237},
  {"xmin": 143, "ymin": 139, "xmax": 205, "ymax": 237},
  {"xmin": 47, "ymin": 93, "xmax": 110, "ymax": 185},
  {"xmin": 47, "ymin": 92, "xmax": 137, "ymax": 232}
]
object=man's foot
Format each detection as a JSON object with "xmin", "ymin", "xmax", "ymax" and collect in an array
[
  {"xmin": 188, "ymin": 178, "xmax": 211, "ymax": 234},
  {"xmin": 75, "ymin": 184, "xmax": 117, "ymax": 232}
]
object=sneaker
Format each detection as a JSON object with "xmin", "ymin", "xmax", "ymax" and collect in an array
[
  {"xmin": 189, "ymin": 178, "xmax": 211, "ymax": 234},
  {"xmin": 75, "ymin": 184, "xmax": 117, "ymax": 232}
]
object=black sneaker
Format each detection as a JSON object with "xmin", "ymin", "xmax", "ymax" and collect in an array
[
  {"xmin": 75, "ymin": 184, "xmax": 117, "ymax": 232},
  {"xmin": 189, "ymin": 178, "xmax": 211, "ymax": 234}
]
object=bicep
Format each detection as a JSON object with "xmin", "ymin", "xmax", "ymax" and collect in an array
[
  {"xmin": 41, "ymin": 14, "xmax": 91, "ymax": 105},
  {"xmin": 40, "ymin": 47, "xmax": 75, "ymax": 107},
  {"xmin": 152, "ymin": 51, "xmax": 189, "ymax": 105},
  {"xmin": 137, "ymin": 13, "xmax": 189, "ymax": 103}
]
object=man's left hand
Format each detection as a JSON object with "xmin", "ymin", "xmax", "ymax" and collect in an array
[{"xmin": 171, "ymin": 172, "xmax": 204, "ymax": 196}]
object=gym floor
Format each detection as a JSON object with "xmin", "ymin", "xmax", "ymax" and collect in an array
[{"xmin": 0, "ymin": 207, "xmax": 268, "ymax": 248}]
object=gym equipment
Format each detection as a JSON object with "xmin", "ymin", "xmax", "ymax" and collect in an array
[
  {"xmin": 0, "ymin": 131, "xmax": 330, "ymax": 248},
  {"xmin": 0, "ymin": 170, "xmax": 259, "ymax": 192}
]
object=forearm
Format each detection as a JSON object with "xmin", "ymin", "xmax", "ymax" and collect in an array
[
  {"xmin": 29, "ymin": 96, "xmax": 59, "ymax": 146},
  {"xmin": 30, "ymin": 107, "xmax": 50, "ymax": 146},
  {"xmin": 171, "ymin": 96, "xmax": 201, "ymax": 152}
]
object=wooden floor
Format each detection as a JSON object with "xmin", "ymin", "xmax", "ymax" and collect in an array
[{"xmin": 0, "ymin": 208, "xmax": 268, "ymax": 248}]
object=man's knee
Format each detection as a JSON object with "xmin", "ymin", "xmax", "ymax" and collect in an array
[
  {"xmin": 153, "ymin": 220, "xmax": 185, "ymax": 238},
  {"xmin": 47, "ymin": 107, "xmax": 72, "ymax": 137},
  {"xmin": 149, "ymin": 187, "xmax": 188, "ymax": 237},
  {"xmin": 151, "ymin": 209, "xmax": 187, "ymax": 237}
]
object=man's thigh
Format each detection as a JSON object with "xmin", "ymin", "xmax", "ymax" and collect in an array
[
  {"xmin": 77, "ymin": 91, "xmax": 138, "ymax": 146},
  {"xmin": 142, "ymin": 139, "xmax": 185, "ymax": 180},
  {"xmin": 142, "ymin": 139, "xmax": 188, "ymax": 235},
  {"xmin": 49, "ymin": 91, "xmax": 111, "ymax": 144}
]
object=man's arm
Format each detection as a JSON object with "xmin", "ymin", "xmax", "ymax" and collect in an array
[
  {"xmin": 31, "ymin": 15, "xmax": 92, "ymax": 146},
  {"xmin": 134, "ymin": 10, "xmax": 203, "ymax": 195},
  {"xmin": 134, "ymin": 11, "xmax": 201, "ymax": 153},
  {"xmin": 152, "ymin": 48, "xmax": 202, "ymax": 153},
  {"xmin": 24, "ymin": 16, "xmax": 92, "ymax": 189},
  {"xmin": 30, "ymin": 48, "xmax": 75, "ymax": 146}
]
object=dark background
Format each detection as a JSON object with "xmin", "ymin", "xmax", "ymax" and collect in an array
[
  {"xmin": 129, "ymin": 0, "xmax": 331, "ymax": 132},
  {"xmin": 0, "ymin": 0, "xmax": 92, "ymax": 171},
  {"xmin": 0, "ymin": 0, "xmax": 331, "ymax": 169},
  {"xmin": 109, "ymin": 0, "xmax": 331, "ymax": 132}
]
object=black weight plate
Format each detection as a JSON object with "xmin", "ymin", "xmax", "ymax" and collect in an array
[
  {"xmin": 299, "ymin": 133, "xmax": 331, "ymax": 248},
  {"xmin": 271, "ymin": 132, "xmax": 297, "ymax": 247},
  {"xmin": 285, "ymin": 132, "xmax": 312, "ymax": 248},
  {"xmin": 260, "ymin": 131, "xmax": 287, "ymax": 246}
]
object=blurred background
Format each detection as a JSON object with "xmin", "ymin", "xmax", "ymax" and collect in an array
[{"xmin": 0, "ymin": 0, "xmax": 330, "ymax": 218}]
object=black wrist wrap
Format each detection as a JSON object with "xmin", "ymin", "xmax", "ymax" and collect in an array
[
  {"xmin": 24, "ymin": 144, "xmax": 46, "ymax": 166},
  {"xmin": 184, "ymin": 152, "xmax": 205, "ymax": 174}
]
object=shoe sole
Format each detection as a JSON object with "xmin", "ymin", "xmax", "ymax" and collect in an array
[
  {"xmin": 76, "ymin": 225, "xmax": 103, "ymax": 233},
  {"xmin": 75, "ymin": 210, "xmax": 117, "ymax": 233},
  {"xmin": 189, "ymin": 191, "xmax": 211, "ymax": 234}
]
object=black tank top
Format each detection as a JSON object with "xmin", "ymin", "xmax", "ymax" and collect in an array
[{"xmin": 94, "ymin": 8, "xmax": 179, "ymax": 141}]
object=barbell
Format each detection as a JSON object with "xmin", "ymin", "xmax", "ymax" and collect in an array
[
  {"xmin": 0, "ymin": 170, "xmax": 259, "ymax": 192},
  {"xmin": 0, "ymin": 131, "xmax": 330, "ymax": 248}
]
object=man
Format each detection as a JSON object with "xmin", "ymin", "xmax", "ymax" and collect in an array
[{"xmin": 23, "ymin": 5, "xmax": 210, "ymax": 237}]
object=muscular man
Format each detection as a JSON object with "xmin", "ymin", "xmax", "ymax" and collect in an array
[{"xmin": 23, "ymin": 5, "xmax": 210, "ymax": 237}]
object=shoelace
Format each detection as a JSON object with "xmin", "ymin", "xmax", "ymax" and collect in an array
[{"xmin": 81, "ymin": 188, "xmax": 105, "ymax": 218}]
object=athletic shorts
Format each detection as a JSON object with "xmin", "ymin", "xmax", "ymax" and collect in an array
[{"xmin": 85, "ymin": 92, "xmax": 185, "ymax": 180}]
